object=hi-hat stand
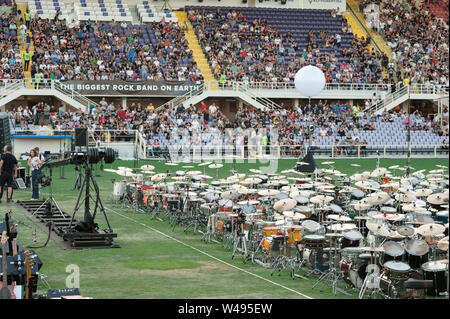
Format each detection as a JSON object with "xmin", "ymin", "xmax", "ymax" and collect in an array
[
  {"xmin": 232, "ymin": 220, "xmax": 248, "ymax": 260},
  {"xmin": 312, "ymin": 234, "xmax": 351, "ymax": 296}
]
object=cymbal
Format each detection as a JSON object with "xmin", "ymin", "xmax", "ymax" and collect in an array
[
  {"xmin": 351, "ymin": 164, "xmax": 360, "ymax": 167},
  {"xmin": 118, "ymin": 166, "xmax": 133, "ymax": 171},
  {"xmin": 397, "ymin": 225, "xmax": 416, "ymax": 237},
  {"xmin": 258, "ymin": 189, "xmax": 280, "ymax": 197},
  {"xmin": 356, "ymin": 181, "xmax": 374, "ymax": 189},
  {"xmin": 274, "ymin": 198, "xmax": 297, "ymax": 212},
  {"xmin": 389, "ymin": 231, "xmax": 405, "ymax": 239},
  {"xmin": 417, "ymin": 223, "xmax": 446, "ymax": 236},
  {"xmin": 292, "ymin": 213, "xmax": 306, "ymax": 220},
  {"xmin": 367, "ymin": 191, "xmax": 391, "ymax": 205},
  {"xmin": 437, "ymin": 240, "xmax": 449, "ymax": 251},
  {"xmin": 249, "ymin": 168, "xmax": 261, "ymax": 173},
  {"xmin": 296, "ymin": 161, "xmax": 309, "ymax": 166},
  {"xmin": 395, "ymin": 193, "xmax": 416, "ymax": 203},
  {"xmin": 371, "ymin": 167, "xmax": 389, "ymax": 177},
  {"xmin": 329, "ymin": 204, "xmax": 343, "ymax": 214},
  {"xmin": 104, "ymin": 168, "xmax": 117, "ymax": 173},
  {"xmin": 328, "ymin": 223, "xmax": 356, "ymax": 231},
  {"xmin": 352, "ymin": 173, "xmax": 368, "ymax": 181},
  {"xmin": 427, "ymin": 193, "xmax": 449, "ymax": 205},
  {"xmin": 165, "ymin": 162, "xmax": 178, "ymax": 166},
  {"xmin": 429, "ymin": 169, "xmax": 445, "ymax": 174},
  {"xmin": 402, "ymin": 203, "xmax": 427, "ymax": 212},
  {"xmin": 366, "ymin": 222, "xmax": 390, "ymax": 237},
  {"xmin": 209, "ymin": 163, "xmax": 223, "ymax": 169},
  {"xmin": 244, "ymin": 177, "xmax": 262, "ymax": 184},
  {"xmin": 281, "ymin": 185, "xmax": 299, "ymax": 193},
  {"xmin": 302, "ymin": 220, "xmax": 321, "ymax": 232},
  {"xmin": 322, "ymin": 161, "xmax": 335, "ymax": 165},
  {"xmin": 310, "ymin": 195, "xmax": 333, "ymax": 205},
  {"xmin": 116, "ymin": 170, "xmax": 132, "ymax": 177},
  {"xmin": 282, "ymin": 211, "xmax": 295, "ymax": 218},
  {"xmin": 237, "ymin": 200, "xmax": 259, "ymax": 205},
  {"xmin": 198, "ymin": 162, "xmax": 212, "ymax": 167},
  {"xmin": 354, "ymin": 216, "xmax": 370, "ymax": 220},
  {"xmin": 353, "ymin": 202, "xmax": 372, "ymax": 211},
  {"xmin": 221, "ymin": 190, "xmax": 239, "ymax": 200},
  {"xmin": 326, "ymin": 233, "xmax": 344, "ymax": 237},
  {"xmin": 140, "ymin": 165, "xmax": 155, "ymax": 171},
  {"xmin": 327, "ymin": 214, "xmax": 352, "ymax": 222},
  {"xmin": 187, "ymin": 170, "xmax": 202, "ymax": 176},
  {"xmin": 372, "ymin": 213, "xmax": 405, "ymax": 221},
  {"xmin": 361, "ymin": 246, "xmax": 385, "ymax": 252}
]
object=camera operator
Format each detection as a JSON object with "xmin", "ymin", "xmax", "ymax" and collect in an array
[
  {"xmin": 27, "ymin": 149, "xmax": 42, "ymax": 200},
  {"xmin": 0, "ymin": 145, "xmax": 18, "ymax": 203}
]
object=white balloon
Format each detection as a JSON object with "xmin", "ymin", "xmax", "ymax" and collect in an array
[{"xmin": 294, "ymin": 65, "xmax": 326, "ymax": 97}]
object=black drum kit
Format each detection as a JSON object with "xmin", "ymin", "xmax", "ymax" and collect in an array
[{"xmin": 108, "ymin": 161, "xmax": 449, "ymax": 299}]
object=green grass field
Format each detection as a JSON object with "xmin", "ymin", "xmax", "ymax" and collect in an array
[{"xmin": 3, "ymin": 157, "xmax": 448, "ymax": 299}]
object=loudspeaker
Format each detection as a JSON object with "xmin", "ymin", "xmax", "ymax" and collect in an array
[
  {"xmin": 0, "ymin": 113, "xmax": 11, "ymax": 151},
  {"xmin": 74, "ymin": 128, "xmax": 88, "ymax": 147},
  {"xmin": 296, "ymin": 151, "xmax": 317, "ymax": 173}
]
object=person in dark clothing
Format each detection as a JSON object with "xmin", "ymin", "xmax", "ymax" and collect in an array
[{"xmin": 0, "ymin": 145, "xmax": 18, "ymax": 203}]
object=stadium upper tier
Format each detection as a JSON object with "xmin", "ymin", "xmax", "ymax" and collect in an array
[
  {"xmin": 186, "ymin": 6, "xmax": 387, "ymax": 84},
  {"xmin": 30, "ymin": 18, "xmax": 203, "ymax": 81},
  {"xmin": 0, "ymin": 13, "xmax": 24, "ymax": 81},
  {"xmin": 1, "ymin": 1, "xmax": 448, "ymax": 86}
]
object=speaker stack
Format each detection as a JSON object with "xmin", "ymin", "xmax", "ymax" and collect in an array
[{"xmin": 0, "ymin": 113, "xmax": 11, "ymax": 151}]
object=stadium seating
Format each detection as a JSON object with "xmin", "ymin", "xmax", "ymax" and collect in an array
[
  {"xmin": 186, "ymin": 6, "xmax": 378, "ymax": 83},
  {"xmin": 136, "ymin": 0, "xmax": 177, "ymax": 23}
]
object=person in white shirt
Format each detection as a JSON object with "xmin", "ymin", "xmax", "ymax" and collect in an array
[{"xmin": 27, "ymin": 149, "xmax": 43, "ymax": 200}]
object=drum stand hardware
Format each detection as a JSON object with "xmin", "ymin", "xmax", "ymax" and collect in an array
[
  {"xmin": 312, "ymin": 236, "xmax": 351, "ymax": 296},
  {"xmin": 358, "ymin": 250, "xmax": 383, "ymax": 299},
  {"xmin": 232, "ymin": 223, "xmax": 248, "ymax": 260}
]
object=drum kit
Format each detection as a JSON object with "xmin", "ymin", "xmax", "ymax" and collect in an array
[{"xmin": 109, "ymin": 161, "xmax": 449, "ymax": 299}]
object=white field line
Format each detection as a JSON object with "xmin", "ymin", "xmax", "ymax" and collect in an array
[{"xmin": 105, "ymin": 207, "xmax": 314, "ymax": 299}]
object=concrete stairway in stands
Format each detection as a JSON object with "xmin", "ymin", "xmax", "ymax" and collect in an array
[
  {"xmin": 175, "ymin": 11, "xmax": 218, "ymax": 90},
  {"xmin": 16, "ymin": 2, "xmax": 35, "ymax": 88}
]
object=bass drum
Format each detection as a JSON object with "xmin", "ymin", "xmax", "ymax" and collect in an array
[
  {"xmin": 405, "ymin": 239, "xmax": 429, "ymax": 269},
  {"xmin": 303, "ymin": 248, "xmax": 329, "ymax": 273},
  {"xmin": 422, "ymin": 261, "xmax": 448, "ymax": 297}
]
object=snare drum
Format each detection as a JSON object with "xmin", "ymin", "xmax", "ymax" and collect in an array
[
  {"xmin": 383, "ymin": 261, "xmax": 411, "ymax": 280},
  {"xmin": 302, "ymin": 234, "xmax": 325, "ymax": 248},
  {"xmin": 405, "ymin": 239, "xmax": 429, "ymax": 269},
  {"xmin": 381, "ymin": 206, "xmax": 397, "ymax": 215},
  {"xmin": 422, "ymin": 261, "xmax": 448, "ymax": 297},
  {"xmin": 341, "ymin": 230, "xmax": 363, "ymax": 248}
]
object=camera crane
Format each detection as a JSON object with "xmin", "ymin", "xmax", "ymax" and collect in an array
[{"xmin": 35, "ymin": 148, "xmax": 119, "ymax": 248}]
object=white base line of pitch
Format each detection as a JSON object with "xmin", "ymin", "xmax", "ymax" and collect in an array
[{"xmin": 105, "ymin": 207, "xmax": 314, "ymax": 299}]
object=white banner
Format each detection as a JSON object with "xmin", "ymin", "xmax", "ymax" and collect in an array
[{"xmin": 301, "ymin": 0, "xmax": 346, "ymax": 12}]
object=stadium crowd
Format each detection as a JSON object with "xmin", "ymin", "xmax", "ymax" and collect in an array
[
  {"xmin": 29, "ymin": 18, "xmax": 203, "ymax": 82},
  {"xmin": 360, "ymin": 0, "xmax": 449, "ymax": 86},
  {"xmin": 7, "ymin": 99, "xmax": 448, "ymax": 157},
  {"xmin": 188, "ymin": 7, "xmax": 389, "ymax": 85},
  {"xmin": 0, "ymin": 11, "xmax": 24, "ymax": 81}
]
